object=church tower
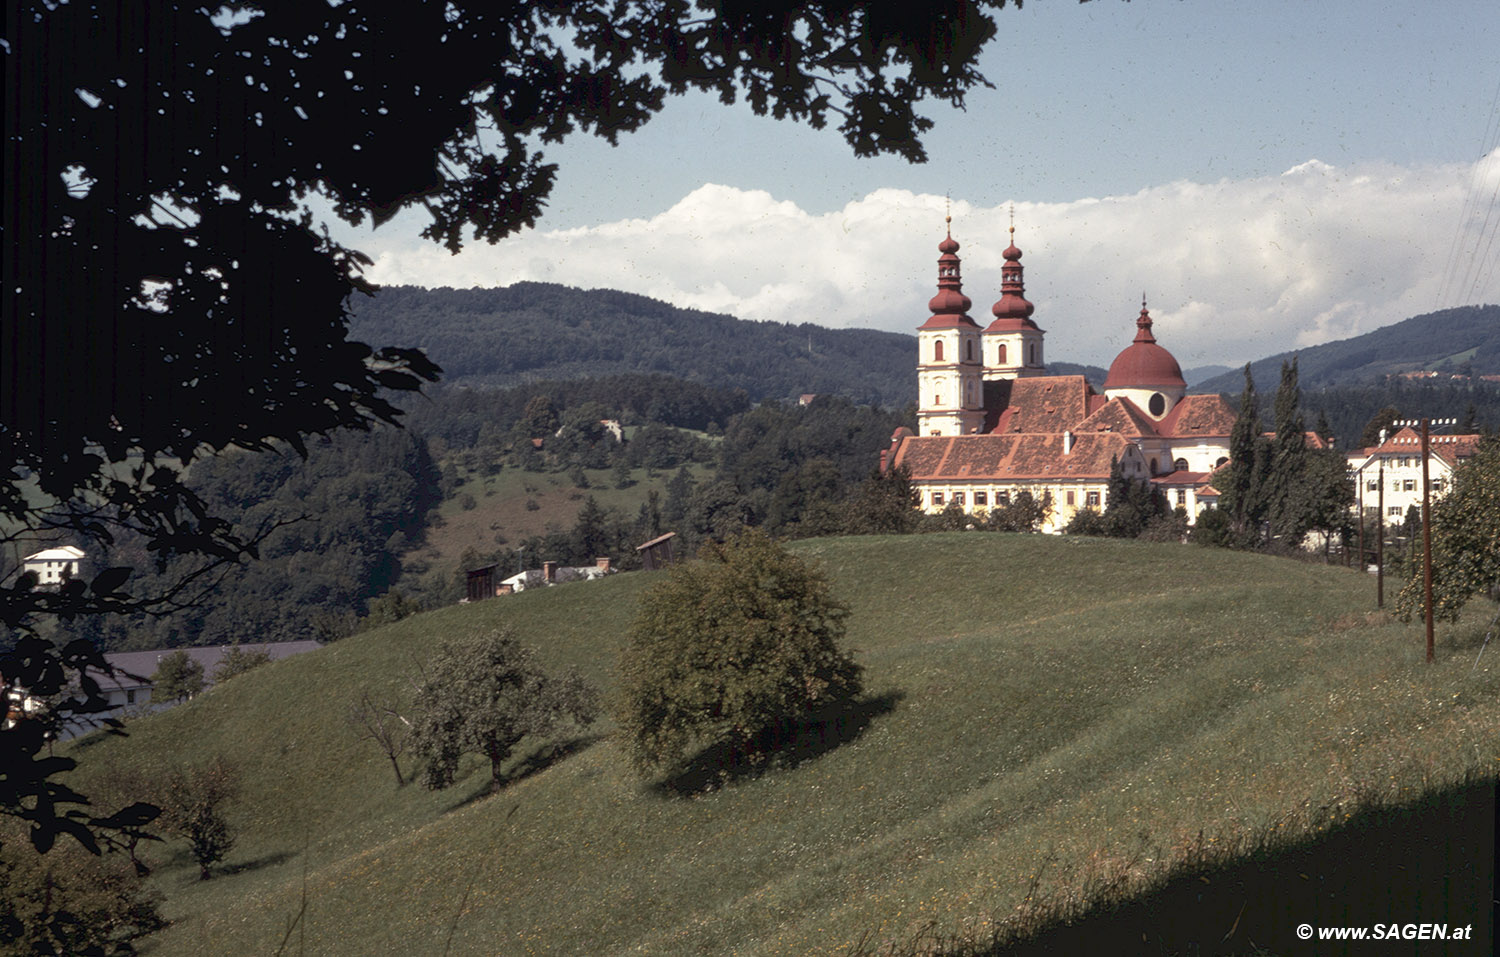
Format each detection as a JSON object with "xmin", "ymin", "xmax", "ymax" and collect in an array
[
  {"xmin": 982, "ymin": 223, "xmax": 1046, "ymax": 381},
  {"xmin": 916, "ymin": 222, "xmax": 985, "ymax": 436}
]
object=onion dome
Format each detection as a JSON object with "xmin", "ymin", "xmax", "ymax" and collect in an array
[
  {"xmin": 984, "ymin": 225, "xmax": 1039, "ymax": 332},
  {"xmin": 918, "ymin": 222, "xmax": 980, "ymax": 330},
  {"xmin": 1103, "ymin": 300, "xmax": 1186, "ymax": 390}
]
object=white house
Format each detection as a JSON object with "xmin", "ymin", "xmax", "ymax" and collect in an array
[
  {"xmin": 1345, "ymin": 427, "xmax": 1483, "ymax": 527},
  {"xmin": 21, "ymin": 545, "xmax": 85, "ymax": 586}
]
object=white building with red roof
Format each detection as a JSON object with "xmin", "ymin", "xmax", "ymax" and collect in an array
[
  {"xmin": 887, "ymin": 223, "xmax": 1237, "ymax": 531},
  {"xmin": 1346, "ymin": 427, "xmax": 1484, "ymax": 527}
]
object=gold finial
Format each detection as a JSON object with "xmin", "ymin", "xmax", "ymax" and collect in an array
[
  {"xmin": 945, "ymin": 193, "xmax": 952, "ymax": 235},
  {"xmin": 1009, "ymin": 203, "xmax": 1015, "ymax": 240}
]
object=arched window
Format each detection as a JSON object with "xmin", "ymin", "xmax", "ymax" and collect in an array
[
  {"xmin": 966, "ymin": 339, "xmax": 974, "ymax": 361},
  {"xmin": 934, "ymin": 340, "xmax": 944, "ymax": 362},
  {"xmin": 1149, "ymin": 458, "xmax": 1159, "ymax": 475},
  {"xmin": 1174, "ymin": 457, "xmax": 1189, "ymax": 471},
  {"xmin": 998, "ymin": 343, "xmax": 1007, "ymax": 364},
  {"xmin": 1029, "ymin": 343, "xmax": 1037, "ymax": 365},
  {"xmin": 1215, "ymin": 456, "xmax": 1228, "ymax": 468}
]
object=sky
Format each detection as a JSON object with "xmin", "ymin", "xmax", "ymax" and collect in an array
[{"xmin": 335, "ymin": 0, "xmax": 1500, "ymax": 371}]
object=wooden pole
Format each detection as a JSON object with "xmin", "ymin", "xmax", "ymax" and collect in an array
[{"xmin": 1421, "ymin": 419, "xmax": 1435, "ymax": 663}]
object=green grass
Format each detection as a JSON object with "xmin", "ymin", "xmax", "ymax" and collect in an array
[{"xmin": 61, "ymin": 534, "xmax": 1500, "ymax": 955}]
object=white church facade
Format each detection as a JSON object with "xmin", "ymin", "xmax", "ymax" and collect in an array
[{"xmin": 883, "ymin": 223, "xmax": 1238, "ymax": 532}]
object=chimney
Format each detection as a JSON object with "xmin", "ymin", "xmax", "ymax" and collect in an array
[
  {"xmin": 595, "ymin": 556, "xmax": 612, "ymax": 572},
  {"xmin": 1063, "ymin": 430, "xmax": 1075, "ymax": 454},
  {"xmin": 542, "ymin": 561, "xmax": 557, "ymax": 583}
]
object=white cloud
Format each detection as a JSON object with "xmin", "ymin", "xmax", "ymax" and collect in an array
[{"xmin": 349, "ymin": 155, "xmax": 1499, "ymax": 369}]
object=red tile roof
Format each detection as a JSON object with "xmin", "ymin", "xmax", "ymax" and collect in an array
[
  {"xmin": 987, "ymin": 376, "xmax": 1096, "ymax": 434},
  {"xmin": 891, "ymin": 431, "xmax": 1137, "ymax": 482}
]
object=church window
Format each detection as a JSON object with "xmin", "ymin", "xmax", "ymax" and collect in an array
[
  {"xmin": 966, "ymin": 340, "xmax": 974, "ymax": 361},
  {"xmin": 975, "ymin": 491, "xmax": 988, "ymax": 506},
  {"xmin": 1149, "ymin": 392, "xmax": 1166, "ymax": 416},
  {"xmin": 953, "ymin": 492, "xmax": 965, "ymax": 506},
  {"xmin": 1086, "ymin": 491, "xmax": 1100, "ymax": 507},
  {"xmin": 1066, "ymin": 490, "xmax": 1076, "ymax": 506},
  {"xmin": 933, "ymin": 394, "xmax": 941, "ymax": 407},
  {"xmin": 932, "ymin": 492, "xmax": 945, "ymax": 507},
  {"xmin": 1215, "ymin": 456, "xmax": 1228, "ymax": 468},
  {"xmin": 998, "ymin": 343, "xmax": 1007, "ymax": 364},
  {"xmin": 1174, "ymin": 457, "xmax": 1188, "ymax": 471},
  {"xmin": 1149, "ymin": 458, "xmax": 1159, "ymax": 475},
  {"xmin": 934, "ymin": 340, "xmax": 944, "ymax": 362},
  {"xmin": 1029, "ymin": 343, "xmax": 1037, "ymax": 365}
]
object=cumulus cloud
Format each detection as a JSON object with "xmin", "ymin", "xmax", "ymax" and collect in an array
[{"xmin": 349, "ymin": 155, "xmax": 1499, "ymax": 369}]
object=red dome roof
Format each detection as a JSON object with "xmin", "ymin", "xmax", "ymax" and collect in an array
[
  {"xmin": 1103, "ymin": 304, "xmax": 1186, "ymax": 391},
  {"xmin": 918, "ymin": 228, "xmax": 980, "ymax": 330}
]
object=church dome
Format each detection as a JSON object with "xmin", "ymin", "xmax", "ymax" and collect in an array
[{"xmin": 1103, "ymin": 303, "xmax": 1186, "ymax": 390}]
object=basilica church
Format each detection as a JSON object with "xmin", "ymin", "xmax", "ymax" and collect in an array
[{"xmin": 881, "ymin": 223, "xmax": 1238, "ymax": 532}]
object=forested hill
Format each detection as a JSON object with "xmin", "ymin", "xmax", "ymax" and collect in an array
[
  {"xmin": 349, "ymin": 283, "xmax": 1105, "ymax": 407},
  {"xmin": 349, "ymin": 283, "xmax": 916, "ymax": 407},
  {"xmin": 1192, "ymin": 304, "xmax": 1500, "ymax": 394}
]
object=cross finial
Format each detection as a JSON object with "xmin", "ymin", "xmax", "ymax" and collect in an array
[
  {"xmin": 1009, "ymin": 203, "xmax": 1015, "ymax": 240},
  {"xmin": 945, "ymin": 193, "xmax": 952, "ymax": 235}
]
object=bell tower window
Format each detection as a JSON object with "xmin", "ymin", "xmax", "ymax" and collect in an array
[
  {"xmin": 998, "ymin": 343, "xmax": 1007, "ymax": 364},
  {"xmin": 966, "ymin": 340, "xmax": 974, "ymax": 361},
  {"xmin": 934, "ymin": 340, "xmax": 944, "ymax": 362}
]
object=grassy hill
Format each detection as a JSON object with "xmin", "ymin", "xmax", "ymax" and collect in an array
[{"xmin": 65, "ymin": 534, "xmax": 1497, "ymax": 955}]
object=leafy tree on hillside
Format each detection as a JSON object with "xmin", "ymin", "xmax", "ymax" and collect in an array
[
  {"xmin": 409, "ymin": 632, "xmax": 599, "ymax": 795},
  {"xmin": 1396, "ymin": 437, "xmax": 1500, "ymax": 622},
  {"xmin": 617, "ymin": 530, "xmax": 862, "ymax": 776},
  {"xmin": 843, "ymin": 466, "xmax": 922, "ymax": 535},
  {"xmin": 156, "ymin": 759, "xmax": 239, "ymax": 881},
  {"xmin": 149, "ymin": 652, "xmax": 205, "ymax": 703}
]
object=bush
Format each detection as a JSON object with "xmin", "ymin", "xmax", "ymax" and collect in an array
[
  {"xmin": 148, "ymin": 650, "xmax": 204, "ymax": 702},
  {"xmin": 0, "ymin": 832, "xmax": 165, "ymax": 955},
  {"xmin": 210, "ymin": 646, "xmax": 271, "ymax": 684},
  {"xmin": 617, "ymin": 529, "xmax": 862, "ymax": 776}
]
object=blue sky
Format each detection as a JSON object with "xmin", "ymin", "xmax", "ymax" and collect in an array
[{"xmin": 346, "ymin": 0, "xmax": 1500, "ymax": 370}]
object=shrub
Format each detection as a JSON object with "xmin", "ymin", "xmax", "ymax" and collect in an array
[
  {"xmin": 617, "ymin": 529, "xmax": 862, "ymax": 776},
  {"xmin": 210, "ymin": 646, "xmax": 271, "ymax": 684},
  {"xmin": 156, "ymin": 758, "xmax": 239, "ymax": 880},
  {"xmin": 0, "ymin": 831, "xmax": 165, "ymax": 955},
  {"xmin": 148, "ymin": 650, "xmax": 204, "ymax": 702}
]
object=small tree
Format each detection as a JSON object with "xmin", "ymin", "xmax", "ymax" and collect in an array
[
  {"xmin": 617, "ymin": 529, "xmax": 862, "ymax": 776},
  {"xmin": 156, "ymin": 759, "xmax": 238, "ymax": 881},
  {"xmin": 349, "ymin": 690, "xmax": 411, "ymax": 787},
  {"xmin": 149, "ymin": 650, "xmax": 204, "ymax": 703},
  {"xmin": 1396, "ymin": 438, "xmax": 1500, "ymax": 622},
  {"xmin": 409, "ymin": 632, "xmax": 599, "ymax": 794},
  {"xmin": 210, "ymin": 646, "xmax": 272, "ymax": 684}
]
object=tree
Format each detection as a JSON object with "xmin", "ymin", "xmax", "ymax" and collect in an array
[
  {"xmin": 155, "ymin": 759, "xmax": 239, "ymax": 881},
  {"xmin": 148, "ymin": 651, "xmax": 205, "ymax": 703},
  {"xmin": 1396, "ymin": 438, "xmax": 1500, "ymax": 621},
  {"xmin": 843, "ymin": 466, "xmax": 921, "ymax": 535},
  {"xmin": 2, "ymin": 1, "xmax": 1013, "ymax": 848},
  {"xmin": 617, "ymin": 529, "xmax": 862, "ymax": 775},
  {"xmin": 1359, "ymin": 406, "xmax": 1403, "ymax": 448},
  {"xmin": 409, "ymin": 631, "xmax": 598, "ymax": 794},
  {"xmin": 1218, "ymin": 364, "xmax": 1270, "ymax": 539},
  {"xmin": 348, "ymin": 690, "xmax": 411, "ymax": 787},
  {"xmin": 0, "ymin": 833, "xmax": 166, "ymax": 955},
  {"xmin": 210, "ymin": 647, "xmax": 272, "ymax": 685}
]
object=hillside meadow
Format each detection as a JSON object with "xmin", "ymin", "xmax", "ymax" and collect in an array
[{"xmin": 61, "ymin": 533, "xmax": 1499, "ymax": 955}]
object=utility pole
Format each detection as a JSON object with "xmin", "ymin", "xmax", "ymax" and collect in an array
[
  {"xmin": 1394, "ymin": 417, "xmax": 1456, "ymax": 663},
  {"xmin": 1376, "ymin": 454, "xmax": 1384, "ymax": 608}
]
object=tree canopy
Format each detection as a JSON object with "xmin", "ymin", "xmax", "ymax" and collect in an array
[
  {"xmin": 1396, "ymin": 437, "xmax": 1500, "ymax": 622},
  {"xmin": 3, "ymin": 1, "xmax": 1009, "ymax": 849},
  {"xmin": 617, "ymin": 529, "xmax": 862, "ymax": 776}
]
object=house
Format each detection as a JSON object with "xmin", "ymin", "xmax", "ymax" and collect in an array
[
  {"xmin": 1346, "ymin": 427, "xmax": 1484, "ymax": 527},
  {"xmin": 494, "ymin": 557, "xmax": 615, "ymax": 595},
  {"xmin": 883, "ymin": 223, "xmax": 1236, "ymax": 531},
  {"xmin": 21, "ymin": 545, "xmax": 85, "ymax": 586},
  {"xmin": 87, "ymin": 641, "xmax": 324, "ymax": 712}
]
